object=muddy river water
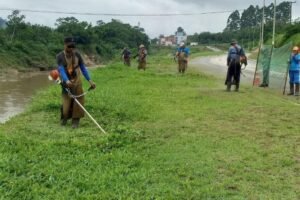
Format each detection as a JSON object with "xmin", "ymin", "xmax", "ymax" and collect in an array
[{"xmin": 0, "ymin": 71, "xmax": 51, "ymax": 123}]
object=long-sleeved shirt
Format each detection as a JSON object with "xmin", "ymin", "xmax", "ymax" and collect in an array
[
  {"xmin": 177, "ymin": 47, "xmax": 190, "ymax": 56},
  {"xmin": 122, "ymin": 49, "xmax": 131, "ymax": 58},
  {"xmin": 227, "ymin": 45, "xmax": 245, "ymax": 65},
  {"xmin": 56, "ymin": 51, "xmax": 91, "ymax": 82},
  {"xmin": 289, "ymin": 53, "xmax": 300, "ymax": 71}
]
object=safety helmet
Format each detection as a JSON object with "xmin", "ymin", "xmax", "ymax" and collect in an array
[
  {"xmin": 293, "ymin": 46, "xmax": 299, "ymax": 51},
  {"xmin": 139, "ymin": 44, "xmax": 145, "ymax": 48},
  {"xmin": 180, "ymin": 42, "xmax": 185, "ymax": 47}
]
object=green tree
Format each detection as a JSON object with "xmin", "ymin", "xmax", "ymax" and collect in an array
[
  {"xmin": 240, "ymin": 5, "xmax": 258, "ymax": 29},
  {"xmin": 177, "ymin": 27, "xmax": 183, "ymax": 32},
  {"xmin": 0, "ymin": 12, "xmax": 151, "ymax": 69},
  {"xmin": 224, "ymin": 10, "xmax": 240, "ymax": 31},
  {"xmin": 55, "ymin": 17, "xmax": 93, "ymax": 44},
  {"xmin": 93, "ymin": 19, "xmax": 149, "ymax": 50},
  {"xmin": 276, "ymin": 2, "xmax": 291, "ymax": 24},
  {"xmin": 96, "ymin": 20, "xmax": 105, "ymax": 26},
  {"xmin": 176, "ymin": 27, "xmax": 186, "ymax": 35},
  {"xmin": 6, "ymin": 10, "xmax": 26, "ymax": 42}
]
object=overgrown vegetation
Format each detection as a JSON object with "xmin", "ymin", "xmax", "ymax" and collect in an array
[
  {"xmin": 0, "ymin": 50, "xmax": 299, "ymax": 199},
  {"xmin": 0, "ymin": 10, "xmax": 149, "ymax": 71},
  {"xmin": 187, "ymin": 1, "xmax": 299, "ymax": 49},
  {"xmin": 0, "ymin": 1, "xmax": 299, "ymax": 71}
]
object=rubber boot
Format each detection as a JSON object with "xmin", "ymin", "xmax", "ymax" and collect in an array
[
  {"xmin": 61, "ymin": 118, "xmax": 68, "ymax": 126},
  {"xmin": 259, "ymin": 83, "xmax": 268, "ymax": 87},
  {"xmin": 288, "ymin": 84, "xmax": 294, "ymax": 95},
  {"xmin": 235, "ymin": 83, "xmax": 239, "ymax": 92},
  {"xmin": 295, "ymin": 84, "xmax": 300, "ymax": 96},
  {"xmin": 72, "ymin": 118, "xmax": 80, "ymax": 129},
  {"xmin": 226, "ymin": 82, "xmax": 231, "ymax": 92}
]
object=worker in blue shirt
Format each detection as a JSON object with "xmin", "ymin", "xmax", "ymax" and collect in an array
[
  {"xmin": 175, "ymin": 42, "xmax": 190, "ymax": 74},
  {"xmin": 225, "ymin": 39, "xmax": 246, "ymax": 92},
  {"xmin": 288, "ymin": 46, "xmax": 300, "ymax": 96},
  {"xmin": 57, "ymin": 37, "xmax": 96, "ymax": 128}
]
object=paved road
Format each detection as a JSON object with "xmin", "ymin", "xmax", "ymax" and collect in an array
[{"xmin": 189, "ymin": 54, "xmax": 256, "ymax": 85}]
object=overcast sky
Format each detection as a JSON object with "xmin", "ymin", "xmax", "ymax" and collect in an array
[{"xmin": 0, "ymin": 0, "xmax": 299, "ymax": 38}]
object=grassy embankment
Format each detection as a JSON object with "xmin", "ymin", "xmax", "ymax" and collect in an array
[
  {"xmin": 0, "ymin": 42, "xmax": 59, "ymax": 72},
  {"xmin": 0, "ymin": 48, "xmax": 299, "ymax": 199}
]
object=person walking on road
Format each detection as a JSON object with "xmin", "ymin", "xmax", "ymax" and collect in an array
[{"xmin": 225, "ymin": 39, "xmax": 246, "ymax": 92}]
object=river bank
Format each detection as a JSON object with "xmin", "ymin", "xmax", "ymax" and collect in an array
[
  {"xmin": 0, "ymin": 52, "xmax": 299, "ymax": 199},
  {"xmin": 0, "ymin": 71, "xmax": 51, "ymax": 123},
  {"xmin": 0, "ymin": 64, "xmax": 105, "ymax": 124}
]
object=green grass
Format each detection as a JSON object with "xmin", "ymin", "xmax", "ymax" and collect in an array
[
  {"xmin": 0, "ymin": 52, "xmax": 299, "ymax": 199},
  {"xmin": 284, "ymin": 33, "xmax": 300, "ymax": 46}
]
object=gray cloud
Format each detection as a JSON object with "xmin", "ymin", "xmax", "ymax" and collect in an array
[
  {"xmin": 172, "ymin": 0, "xmax": 270, "ymax": 9},
  {"xmin": 0, "ymin": 0, "xmax": 299, "ymax": 38}
]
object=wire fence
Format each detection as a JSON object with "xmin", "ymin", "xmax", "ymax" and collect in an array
[{"xmin": 254, "ymin": 42, "xmax": 293, "ymax": 91}]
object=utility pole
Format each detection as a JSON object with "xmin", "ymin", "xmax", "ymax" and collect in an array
[
  {"xmin": 272, "ymin": 0, "xmax": 276, "ymax": 46},
  {"xmin": 288, "ymin": 1, "xmax": 296, "ymax": 24},
  {"xmin": 261, "ymin": 0, "xmax": 265, "ymax": 47},
  {"xmin": 254, "ymin": 0, "xmax": 265, "ymax": 86}
]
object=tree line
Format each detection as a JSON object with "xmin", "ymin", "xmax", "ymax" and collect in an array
[
  {"xmin": 0, "ymin": 10, "xmax": 149, "ymax": 70},
  {"xmin": 188, "ymin": 1, "xmax": 295, "ymax": 48}
]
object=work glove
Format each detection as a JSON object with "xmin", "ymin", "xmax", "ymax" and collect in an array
[
  {"xmin": 66, "ymin": 80, "xmax": 73, "ymax": 88},
  {"xmin": 89, "ymin": 80, "xmax": 96, "ymax": 90}
]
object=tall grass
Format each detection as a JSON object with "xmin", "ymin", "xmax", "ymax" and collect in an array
[{"xmin": 0, "ymin": 51, "xmax": 299, "ymax": 199}]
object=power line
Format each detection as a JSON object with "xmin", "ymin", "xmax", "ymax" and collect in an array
[{"xmin": 0, "ymin": 8, "xmax": 244, "ymax": 17}]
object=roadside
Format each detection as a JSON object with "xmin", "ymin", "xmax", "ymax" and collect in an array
[{"xmin": 189, "ymin": 53, "xmax": 256, "ymax": 85}]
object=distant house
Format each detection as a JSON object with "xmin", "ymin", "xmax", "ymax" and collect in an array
[
  {"xmin": 175, "ymin": 27, "xmax": 187, "ymax": 45},
  {"xmin": 190, "ymin": 42, "xmax": 198, "ymax": 46},
  {"xmin": 159, "ymin": 35, "xmax": 176, "ymax": 46},
  {"xmin": 158, "ymin": 27, "xmax": 188, "ymax": 46}
]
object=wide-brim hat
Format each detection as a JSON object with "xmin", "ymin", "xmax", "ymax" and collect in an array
[{"xmin": 231, "ymin": 39, "xmax": 237, "ymax": 45}]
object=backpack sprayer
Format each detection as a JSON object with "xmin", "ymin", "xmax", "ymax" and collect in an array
[{"xmin": 48, "ymin": 69, "xmax": 106, "ymax": 134}]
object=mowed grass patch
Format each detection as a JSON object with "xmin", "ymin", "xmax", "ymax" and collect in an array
[{"xmin": 0, "ymin": 54, "xmax": 299, "ymax": 199}]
